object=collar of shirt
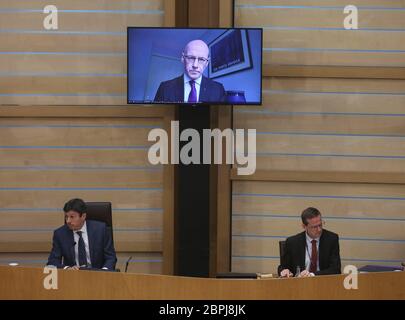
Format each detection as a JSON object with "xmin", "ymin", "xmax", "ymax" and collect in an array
[
  {"xmin": 184, "ymin": 74, "xmax": 202, "ymax": 87},
  {"xmin": 75, "ymin": 220, "xmax": 87, "ymax": 235},
  {"xmin": 305, "ymin": 232, "xmax": 320, "ymax": 244}
]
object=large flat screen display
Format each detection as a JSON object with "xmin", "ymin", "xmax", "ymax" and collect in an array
[{"xmin": 127, "ymin": 27, "xmax": 262, "ymax": 105}]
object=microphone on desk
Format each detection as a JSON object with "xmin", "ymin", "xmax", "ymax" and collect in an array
[{"xmin": 125, "ymin": 256, "xmax": 132, "ymax": 273}]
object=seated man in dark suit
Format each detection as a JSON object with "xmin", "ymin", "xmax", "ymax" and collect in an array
[
  {"xmin": 154, "ymin": 39, "xmax": 225, "ymax": 104},
  {"xmin": 47, "ymin": 198, "xmax": 117, "ymax": 270},
  {"xmin": 278, "ymin": 207, "xmax": 341, "ymax": 277}
]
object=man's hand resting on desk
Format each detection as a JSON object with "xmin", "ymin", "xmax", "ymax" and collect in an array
[
  {"xmin": 65, "ymin": 266, "xmax": 80, "ymax": 270},
  {"xmin": 280, "ymin": 269, "xmax": 293, "ymax": 278},
  {"xmin": 299, "ymin": 270, "xmax": 315, "ymax": 277}
]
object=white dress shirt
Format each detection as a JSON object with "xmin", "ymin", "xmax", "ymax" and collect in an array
[
  {"xmin": 183, "ymin": 74, "xmax": 202, "ymax": 102},
  {"xmin": 73, "ymin": 221, "xmax": 92, "ymax": 267},
  {"xmin": 305, "ymin": 233, "xmax": 320, "ymax": 272}
]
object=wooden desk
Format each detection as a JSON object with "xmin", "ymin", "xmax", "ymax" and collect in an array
[{"xmin": 0, "ymin": 266, "xmax": 404, "ymax": 299}]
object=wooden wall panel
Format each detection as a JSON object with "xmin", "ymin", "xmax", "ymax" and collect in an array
[
  {"xmin": 0, "ymin": 0, "xmax": 168, "ymax": 106},
  {"xmin": 0, "ymin": 13, "xmax": 163, "ymax": 30},
  {"xmin": 234, "ymin": 77, "xmax": 405, "ymax": 174},
  {"xmin": 0, "ymin": 117, "xmax": 165, "ymax": 255},
  {"xmin": 236, "ymin": 0, "xmax": 405, "ymax": 6},
  {"xmin": 0, "ymin": 0, "xmax": 174, "ymax": 275},
  {"xmin": 235, "ymin": 0, "xmax": 405, "ymax": 67},
  {"xmin": 236, "ymin": 8, "xmax": 405, "ymax": 29},
  {"xmin": 0, "ymin": 55, "xmax": 125, "ymax": 74},
  {"xmin": 0, "ymin": 210, "xmax": 163, "ymax": 230},
  {"xmin": 0, "ymin": 0, "xmax": 164, "ymax": 10},
  {"xmin": 0, "ymin": 117, "xmax": 167, "ymax": 268},
  {"xmin": 231, "ymin": 180, "xmax": 405, "ymax": 273}
]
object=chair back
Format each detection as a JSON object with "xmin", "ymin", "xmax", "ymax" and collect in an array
[
  {"xmin": 279, "ymin": 240, "xmax": 286, "ymax": 265},
  {"xmin": 85, "ymin": 202, "xmax": 114, "ymax": 241}
]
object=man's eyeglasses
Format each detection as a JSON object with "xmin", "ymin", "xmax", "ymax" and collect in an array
[
  {"xmin": 306, "ymin": 221, "xmax": 325, "ymax": 230},
  {"xmin": 183, "ymin": 55, "xmax": 209, "ymax": 65}
]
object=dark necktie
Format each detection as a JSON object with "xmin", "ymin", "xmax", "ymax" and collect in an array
[
  {"xmin": 309, "ymin": 239, "xmax": 318, "ymax": 273},
  {"xmin": 76, "ymin": 231, "xmax": 87, "ymax": 267},
  {"xmin": 187, "ymin": 80, "xmax": 197, "ymax": 103}
]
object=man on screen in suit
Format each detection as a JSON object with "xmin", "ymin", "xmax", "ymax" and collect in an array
[
  {"xmin": 278, "ymin": 207, "xmax": 341, "ymax": 277},
  {"xmin": 154, "ymin": 39, "xmax": 225, "ymax": 104},
  {"xmin": 47, "ymin": 198, "xmax": 117, "ymax": 270}
]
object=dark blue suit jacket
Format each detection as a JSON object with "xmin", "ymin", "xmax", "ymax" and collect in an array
[
  {"xmin": 47, "ymin": 220, "xmax": 117, "ymax": 270},
  {"xmin": 154, "ymin": 75, "xmax": 225, "ymax": 103}
]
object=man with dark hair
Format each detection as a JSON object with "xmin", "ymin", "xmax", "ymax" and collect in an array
[
  {"xmin": 278, "ymin": 207, "xmax": 341, "ymax": 277},
  {"xmin": 47, "ymin": 198, "xmax": 117, "ymax": 270}
]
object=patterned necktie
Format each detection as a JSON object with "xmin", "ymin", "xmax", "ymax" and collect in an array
[
  {"xmin": 309, "ymin": 239, "xmax": 318, "ymax": 273},
  {"xmin": 76, "ymin": 231, "xmax": 87, "ymax": 267},
  {"xmin": 187, "ymin": 80, "xmax": 197, "ymax": 103}
]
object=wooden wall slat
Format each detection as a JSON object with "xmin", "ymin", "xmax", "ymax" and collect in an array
[
  {"xmin": 0, "ymin": 34, "xmax": 126, "ymax": 52},
  {"xmin": 233, "ymin": 193, "xmax": 405, "ymax": 219},
  {"xmin": 233, "ymin": 180, "xmax": 405, "ymax": 198},
  {"xmin": 236, "ymin": 8, "xmax": 405, "ymax": 29},
  {"xmin": 235, "ymin": 0, "xmax": 405, "ymax": 6},
  {"xmin": 0, "ymin": 149, "xmax": 152, "ymax": 166},
  {"xmin": 263, "ymin": 51, "xmax": 405, "ymax": 67},
  {"xmin": 263, "ymin": 30, "xmax": 405, "ymax": 51},
  {"xmin": 240, "ymin": 93, "xmax": 405, "ymax": 114},
  {"xmin": 0, "ymin": 96, "xmax": 127, "ymax": 106},
  {"xmin": 0, "ymin": 211, "xmax": 162, "ymax": 229},
  {"xmin": 255, "ymin": 135, "xmax": 405, "ymax": 156},
  {"xmin": 0, "ymin": 128, "xmax": 156, "ymax": 146},
  {"xmin": 0, "ymin": 107, "xmax": 171, "ymax": 117},
  {"xmin": 0, "ymin": 77, "xmax": 125, "ymax": 94},
  {"xmin": 0, "ymin": 13, "xmax": 163, "ymax": 30},
  {"xmin": 261, "ymin": 77, "xmax": 405, "ymax": 93},
  {"xmin": 0, "ymin": 0, "xmax": 164, "ymax": 10},
  {"xmin": 0, "ymin": 190, "xmax": 162, "ymax": 209},
  {"xmin": 0, "ymin": 171, "xmax": 162, "ymax": 188},
  {"xmin": 0, "ymin": 55, "xmax": 125, "ymax": 74},
  {"xmin": 254, "ymin": 157, "xmax": 405, "ymax": 173},
  {"xmin": 233, "ymin": 218, "xmax": 405, "ymax": 241},
  {"xmin": 235, "ymin": 114, "xmax": 405, "ymax": 135}
]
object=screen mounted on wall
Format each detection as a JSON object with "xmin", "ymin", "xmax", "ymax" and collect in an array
[{"xmin": 127, "ymin": 27, "xmax": 263, "ymax": 105}]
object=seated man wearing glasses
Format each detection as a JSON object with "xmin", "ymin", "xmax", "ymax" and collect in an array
[
  {"xmin": 154, "ymin": 39, "xmax": 225, "ymax": 104},
  {"xmin": 278, "ymin": 207, "xmax": 341, "ymax": 277}
]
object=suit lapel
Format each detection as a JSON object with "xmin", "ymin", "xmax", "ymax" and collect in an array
[
  {"xmin": 298, "ymin": 232, "xmax": 306, "ymax": 269},
  {"xmin": 175, "ymin": 76, "xmax": 184, "ymax": 102},
  {"xmin": 199, "ymin": 76, "xmax": 208, "ymax": 102},
  {"xmin": 86, "ymin": 220, "xmax": 95, "ymax": 265},
  {"xmin": 319, "ymin": 231, "xmax": 325, "ymax": 269},
  {"xmin": 63, "ymin": 226, "xmax": 75, "ymax": 265}
]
